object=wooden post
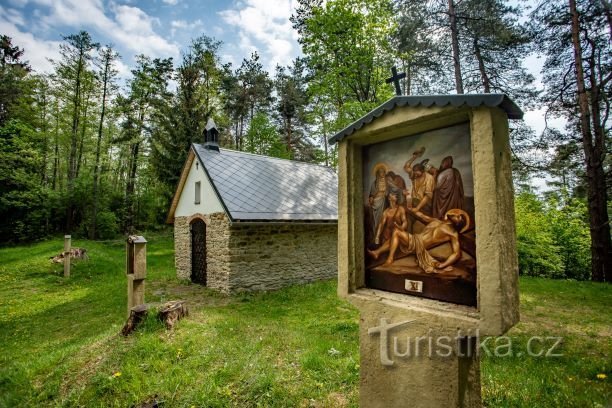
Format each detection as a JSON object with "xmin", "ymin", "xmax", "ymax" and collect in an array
[
  {"xmin": 63, "ymin": 235, "xmax": 71, "ymax": 277},
  {"xmin": 126, "ymin": 236, "xmax": 147, "ymax": 317}
]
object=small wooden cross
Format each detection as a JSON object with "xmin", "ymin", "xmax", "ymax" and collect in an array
[{"xmin": 385, "ymin": 66, "xmax": 406, "ymax": 96}]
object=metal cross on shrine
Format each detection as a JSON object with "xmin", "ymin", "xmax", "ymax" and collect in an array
[{"xmin": 386, "ymin": 66, "xmax": 406, "ymax": 96}]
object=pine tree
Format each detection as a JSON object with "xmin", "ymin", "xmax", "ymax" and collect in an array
[
  {"xmin": 532, "ymin": 0, "xmax": 611, "ymax": 282},
  {"xmin": 91, "ymin": 45, "xmax": 119, "ymax": 239},
  {"xmin": 273, "ymin": 59, "xmax": 314, "ymax": 160},
  {"xmin": 51, "ymin": 31, "xmax": 99, "ymax": 232}
]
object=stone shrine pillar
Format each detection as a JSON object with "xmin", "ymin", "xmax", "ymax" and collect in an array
[
  {"xmin": 331, "ymin": 95, "xmax": 522, "ymax": 407},
  {"xmin": 126, "ymin": 235, "xmax": 147, "ymax": 316}
]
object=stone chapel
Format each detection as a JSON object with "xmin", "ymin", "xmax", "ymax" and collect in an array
[{"xmin": 166, "ymin": 120, "xmax": 338, "ymax": 293}]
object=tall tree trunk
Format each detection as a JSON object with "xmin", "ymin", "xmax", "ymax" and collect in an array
[
  {"xmin": 40, "ymin": 91, "xmax": 49, "ymax": 185},
  {"xmin": 404, "ymin": 60, "xmax": 412, "ymax": 96},
  {"xmin": 124, "ymin": 141, "xmax": 140, "ymax": 234},
  {"xmin": 569, "ymin": 0, "xmax": 611, "ymax": 282},
  {"xmin": 473, "ymin": 37, "xmax": 491, "ymax": 93},
  {"xmin": 51, "ymin": 99, "xmax": 59, "ymax": 190},
  {"xmin": 66, "ymin": 54, "xmax": 84, "ymax": 232},
  {"xmin": 448, "ymin": 0, "xmax": 464, "ymax": 94},
  {"xmin": 601, "ymin": 0, "xmax": 612, "ymax": 38},
  {"xmin": 322, "ymin": 121, "xmax": 329, "ymax": 167},
  {"xmin": 91, "ymin": 58, "xmax": 111, "ymax": 240},
  {"xmin": 586, "ymin": 34, "xmax": 611, "ymax": 282},
  {"xmin": 286, "ymin": 116, "xmax": 293, "ymax": 157},
  {"xmin": 75, "ymin": 89, "xmax": 91, "ymax": 179}
]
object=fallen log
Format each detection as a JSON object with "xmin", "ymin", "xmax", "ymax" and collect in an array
[{"xmin": 50, "ymin": 247, "xmax": 88, "ymax": 263}]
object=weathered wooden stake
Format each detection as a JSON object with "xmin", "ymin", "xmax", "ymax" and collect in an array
[
  {"xmin": 63, "ymin": 235, "xmax": 71, "ymax": 277},
  {"xmin": 126, "ymin": 235, "xmax": 147, "ymax": 317}
]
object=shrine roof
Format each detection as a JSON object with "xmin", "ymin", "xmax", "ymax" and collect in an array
[
  {"xmin": 192, "ymin": 144, "xmax": 338, "ymax": 222},
  {"xmin": 329, "ymin": 94, "xmax": 523, "ymax": 144}
]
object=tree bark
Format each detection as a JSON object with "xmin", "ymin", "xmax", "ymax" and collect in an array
[
  {"xmin": 600, "ymin": 0, "xmax": 612, "ymax": 38},
  {"xmin": 448, "ymin": 0, "xmax": 464, "ymax": 94},
  {"xmin": 569, "ymin": 0, "xmax": 611, "ymax": 282},
  {"xmin": 473, "ymin": 37, "xmax": 491, "ymax": 93},
  {"xmin": 91, "ymin": 55, "xmax": 111, "ymax": 240},
  {"xmin": 66, "ymin": 51, "xmax": 84, "ymax": 233},
  {"xmin": 40, "ymin": 90, "xmax": 48, "ymax": 185},
  {"xmin": 52, "ymin": 99, "xmax": 59, "ymax": 191},
  {"xmin": 75, "ymin": 87, "xmax": 91, "ymax": 179},
  {"xmin": 124, "ymin": 141, "xmax": 140, "ymax": 234}
]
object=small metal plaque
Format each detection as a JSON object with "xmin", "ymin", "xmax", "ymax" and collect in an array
[{"xmin": 405, "ymin": 280, "xmax": 423, "ymax": 293}]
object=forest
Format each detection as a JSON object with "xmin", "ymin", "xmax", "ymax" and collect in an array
[{"xmin": 0, "ymin": 0, "xmax": 609, "ymax": 282}]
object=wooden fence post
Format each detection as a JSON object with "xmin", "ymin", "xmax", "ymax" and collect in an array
[{"xmin": 64, "ymin": 235, "xmax": 71, "ymax": 278}]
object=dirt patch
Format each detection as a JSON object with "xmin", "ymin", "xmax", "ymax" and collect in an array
[{"xmin": 147, "ymin": 280, "xmax": 234, "ymax": 310}]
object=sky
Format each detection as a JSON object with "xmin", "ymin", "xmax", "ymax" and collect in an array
[
  {"xmin": 1, "ymin": 0, "xmax": 562, "ymax": 189},
  {"xmin": 0, "ymin": 0, "xmax": 301, "ymax": 77}
]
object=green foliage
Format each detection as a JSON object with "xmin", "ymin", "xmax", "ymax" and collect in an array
[
  {"xmin": 243, "ymin": 111, "xmax": 291, "ymax": 159},
  {"xmin": 293, "ymin": 0, "xmax": 396, "ymax": 130},
  {"xmin": 0, "ymin": 35, "xmax": 31, "ymax": 125},
  {"xmin": 95, "ymin": 211, "xmax": 119, "ymax": 240},
  {"xmin": 151, "ymin": 36, "xmax": 223, "ymax": 194},
  {"xmin": 545, "ymin": 193, "xmax": 591, "ymax": 280},
  {"xmin": 515, "ymin": 191, "xmax": 564, "ymax": 278},
  {"xmin": 273, "ymin": 59, "xmax": 315, "ymax": 161},
  {"xmin": 221, "ymin": 52, "xmax": 274, "ymax": 150},
  {"xmin": 515, "ymin": 191, "xmax": 591, "ymax": 280},
  {"xmin": 0, "ymin": 119, "xmax": 56, "ymax": 242}
]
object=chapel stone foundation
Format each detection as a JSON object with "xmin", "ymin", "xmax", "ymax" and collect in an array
[{"xmin": 174, "ymin": 212, "xmax": 337, "ymax": 293}]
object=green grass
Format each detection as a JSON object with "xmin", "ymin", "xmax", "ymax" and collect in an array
[{"xmin": 0, "ymin": 235, "xmax": 610, "ymax": 407}]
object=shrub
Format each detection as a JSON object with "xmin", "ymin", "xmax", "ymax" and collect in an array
[
  {"xmin": 514, "ymin": 190, "xmax": 591, "ymax": 280},
  {"xmin": 515, "ymin": 192, "xmax": 564, "ymax": 278},
  {"xmin": 96, "ymin": 211, "xmax": 119, "ymax": 240}
]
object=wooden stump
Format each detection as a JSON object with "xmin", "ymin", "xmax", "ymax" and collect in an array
[
  {"xmin": 121, "ymin": 301, "xmax": 188, "ymax": 336},
  {"xmin": 121, "ymin": 304, "xmax": 150, "ymax": 336},
  {"xmin": 158, "ymin": 301, "xmax": 189, "ymax": 329}
]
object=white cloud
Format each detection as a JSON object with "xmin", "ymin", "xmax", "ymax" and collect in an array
[
  {"xmin": 219, "ymin": 0, "xmax": 300, "ymax": 70},
  {"xmin": 3, "ymin": 6, "xmax": 27, "ymax": 26},
  {"xmin": 28, "ymin": 0, "xmax": 179, "ymax": 60},
  {"xmin": 170, "ymin": 18, "xmax": 203, "ymax": 37},
  {"xmin": 162, "ymin": 0, "xmax": 179, "ymax": 5},
  {"xmin": 0, "ymin": 6, "xmax": 60, "ymax": 73}
]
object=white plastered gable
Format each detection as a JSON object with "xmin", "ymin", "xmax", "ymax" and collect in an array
[{"xmin": 175, "ymin": 155, "xmax": 224, "ymax": 217}]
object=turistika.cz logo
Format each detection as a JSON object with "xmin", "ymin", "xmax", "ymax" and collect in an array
[{"xmin": 368, "ymin": 318, "xmax": 563, "ymax": 366}]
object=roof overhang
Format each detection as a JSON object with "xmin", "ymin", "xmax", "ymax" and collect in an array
[
  {"xmin": 329, "ymin": 94, "xmax": 523, "ymax": 145},
  {"xmin": 166, "ymin": 149, "xmax": 195, "ymax": 224}
]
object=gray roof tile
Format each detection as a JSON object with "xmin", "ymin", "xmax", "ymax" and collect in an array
[
  {"xmin": 329, "ymin": 94, "xmax": 523, "ymax": 144},
  {"xmin": 193, "ymin": 144, "xmax": 338, "ymax": 222}
]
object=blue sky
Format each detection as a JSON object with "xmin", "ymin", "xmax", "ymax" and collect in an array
[{"xmin": 0, "ymin": 0, "xmax": 300, "ymax": 77}]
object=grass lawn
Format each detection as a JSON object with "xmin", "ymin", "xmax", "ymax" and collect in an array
[{"xmin": 0, "ymin": 233, "xmax": 610, "ymax": 407}]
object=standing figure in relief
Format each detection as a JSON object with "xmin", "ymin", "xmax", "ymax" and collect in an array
[
  {"xmin": 432, "ymin": 155, "xmax": 465, "ymax": 219},
  {"xmin": 368, "ymin": 163, "xmax": 389, "ymax": 243}
]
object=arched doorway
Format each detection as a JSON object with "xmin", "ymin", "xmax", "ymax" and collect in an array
[{"xmin": 190, "ymin": 218, "xmax": 207, "ymax": 285}]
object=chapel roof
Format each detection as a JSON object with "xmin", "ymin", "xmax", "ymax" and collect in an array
[
  {"xmin": 191, "ymin": 144, "xmax": 338, "ymax": 222},
  {"xmin": 329, "ymin": 94, "xmax": 524, "ymax": 144}
]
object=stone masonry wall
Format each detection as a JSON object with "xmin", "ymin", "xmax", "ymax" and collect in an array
[
  {"xmin": 174, "ymin": 213, "xmax": 231, "ymax": 292},
  {"xmin": 175, "ymin": 215, "xmax": 337, "ymax": 293},
  {"xmin": 228, "ymin": 223, "xmax": 338, "ymax": 292}
]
